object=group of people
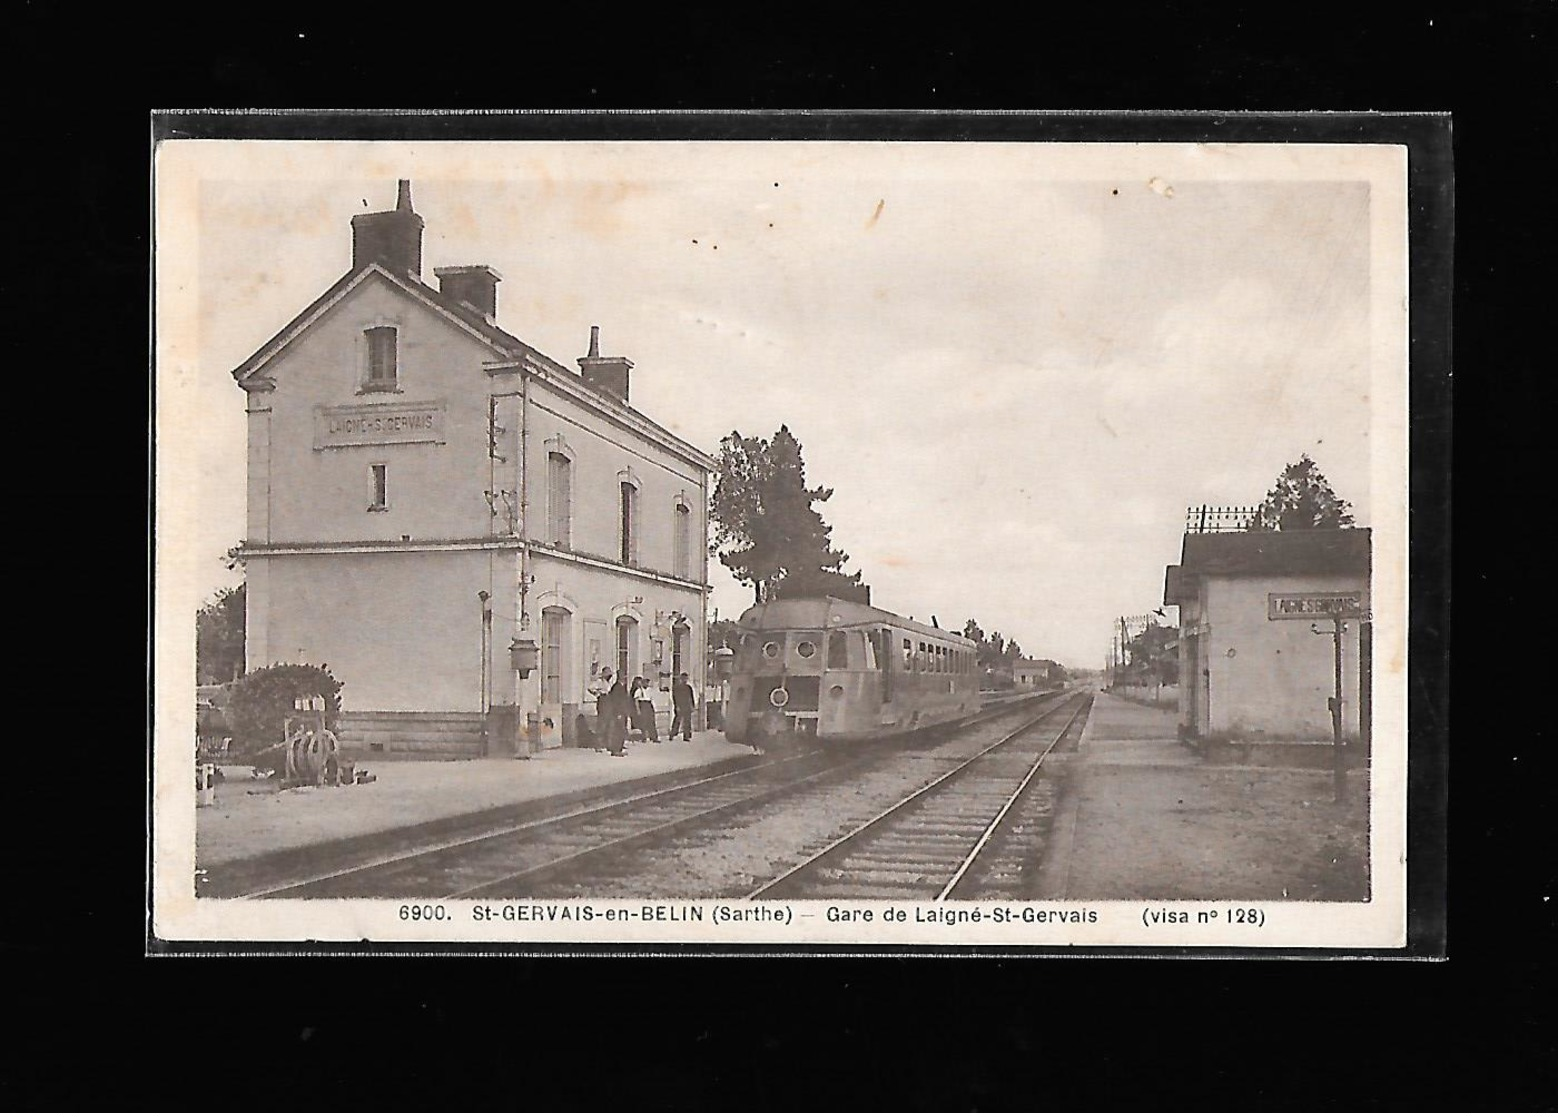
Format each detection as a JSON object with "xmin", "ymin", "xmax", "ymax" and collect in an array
[{"xmin": 582, "ymin": 669, "xmax": 698, "ymax": 756}]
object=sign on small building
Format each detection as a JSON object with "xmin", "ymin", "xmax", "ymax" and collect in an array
[{"xmin": 1267, "ymin": 591, "xmax": 1365, "ymax": 622}]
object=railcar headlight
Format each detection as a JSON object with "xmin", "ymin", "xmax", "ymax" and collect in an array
[{"xmin": 769, "ymin": 687, "xmax": 790, "ymax": 708}]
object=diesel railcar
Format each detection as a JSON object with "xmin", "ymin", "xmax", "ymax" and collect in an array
[{"xmin": 723, "ymin": 596, "xmax": 980, "ymax": 747}]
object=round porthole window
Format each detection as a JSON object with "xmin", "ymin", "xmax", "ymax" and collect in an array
[
  {"xmin": 762, "ymin": 641, "xmax": 781, "ymax": 659},
  {"xmin": 769, "ymin": 687, "xmax": 790, "ymax": 708},
  {"xmin": 796, "ymin": 640, "xmax": 817, "ymax": 659}
]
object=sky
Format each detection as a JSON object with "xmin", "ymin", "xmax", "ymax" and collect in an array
[{"xmin": 163, "ymin": 141, "xmax": 1401, "ymax": 670}]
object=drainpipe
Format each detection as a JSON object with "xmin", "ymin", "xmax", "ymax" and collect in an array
[{"xmin": 517, "ymin": 369, "xmax": 535, "ymax": 755}]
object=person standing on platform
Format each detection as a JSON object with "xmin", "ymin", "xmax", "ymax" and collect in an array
[
  {"xmin": 671, "ymin": 673, "xmax": 696, "ymax": 742},
  {"xmin": 605, "ymin": 673, "xmax": 630, "ymax": 756},
  {"xmin": 587, "ymin": 669, "xmax": 615, "ymax": 752},
  {"xmin": 630, "ymin": 676, "xmax": 660, "ymax": 742}
]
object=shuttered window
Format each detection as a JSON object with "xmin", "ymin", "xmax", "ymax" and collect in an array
[
  {"xmin": 620, "ymin": 482, "xmax": 638, "ymax": 565},
  {"xmin": 541, "ymin": 608, "xmax": 567, "ymax": 705},
  {"xmin": 547, "ymin": 453, "xmax": 572, "ymax": 547},
  {"xmin": 365, "ymin": 326, "xmax": 397, "ymax": 389},
  {"xmin": 673, "ymin": 501, "xmax": 691, "ymax": 578}
]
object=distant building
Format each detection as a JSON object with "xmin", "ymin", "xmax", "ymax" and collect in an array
[
  {"xmin": 1163, "ymin": 528, "xmax": 1370, "ymax": 743},
  {"xmin": 1012, "ymin": 658, "xmax": 1059, "ymax": 688},
  {"xmin": 233, "ymin": 182, "xmax": 716, "ymax": 756}
]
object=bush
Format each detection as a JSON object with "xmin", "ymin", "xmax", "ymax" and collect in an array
[{"xmin": 225, "ymin": 663, "xmax": 344, "ymax": 757}]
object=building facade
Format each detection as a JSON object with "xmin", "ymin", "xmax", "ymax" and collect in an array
[
  {"xmin": 1163, "ymin": 528, "xmax": 1371, "ymax": 744},
  {"xmin": 1012, "ymin": 659, "xmax": 1059, "ymax": 688},
  {"xmin": 234, "ymin": 182, "xmax": 716, "ymax": 755}
]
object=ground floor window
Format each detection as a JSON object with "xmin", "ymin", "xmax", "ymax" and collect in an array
[
  {"xmin": 616, "ymin": 615, "xmax": 637, "ymax": 681},
  {"xmin": 541, "ymin": 607, "xmax": 569, "ymax": 705}
]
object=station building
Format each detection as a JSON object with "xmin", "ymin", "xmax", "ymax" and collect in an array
[
  {"xmin": 234, "ymin": 182, "xmax": 717, "ymax": 756},
  {"xmin": 1162, "ymin": 527, "xmax": 1371, "ymax": 745}
]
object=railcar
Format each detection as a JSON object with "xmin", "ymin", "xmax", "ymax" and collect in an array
[{"xmin": 723, "ymin": 596, "xmax": 980, "ymax": 747}]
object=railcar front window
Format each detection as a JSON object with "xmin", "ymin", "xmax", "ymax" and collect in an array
[{"xmin": 828, "ymin": 631, "xmax": 849, "ymax": 668}]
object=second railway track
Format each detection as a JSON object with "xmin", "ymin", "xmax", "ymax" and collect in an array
[{"xmin": 747, "ymin": 693, "xmax": 1091, "ymax": 902}]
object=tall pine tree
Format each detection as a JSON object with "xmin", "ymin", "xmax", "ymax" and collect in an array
[
  {"xmin": 1247, "ymin": 453, "xmax": 1357, "ymax": 531},
  {"xmin": 711, "ymin": 424, "xmax": 867, "ymax": 604}
]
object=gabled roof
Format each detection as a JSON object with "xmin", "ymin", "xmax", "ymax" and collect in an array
[
  {"xmin": 1169, "ymin": 528, "xmax": 1371, "ymax": 600},
  {"xmin": 230, "ymin": 263, "xmax": 538, "ymax": 387},
  {"xmin": 229, "ymin": 262, "xmax": 717, "ymax": 471}
]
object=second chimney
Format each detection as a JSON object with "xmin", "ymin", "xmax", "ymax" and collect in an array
[
  {"xmin": 577, "ymin": 326, "xmax": 634, "ymax": 402},
  {"xmin": 434, "ymin": 265, "xmax": 502, "ymax": 320}
]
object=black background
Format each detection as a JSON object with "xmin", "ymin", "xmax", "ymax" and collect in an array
[{"xmin": 11, "ymin": 4, "xmax": 1546, "ymax": 1110}]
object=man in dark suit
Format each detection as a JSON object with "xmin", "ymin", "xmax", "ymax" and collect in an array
[
  {"xmin": 605, "ymin": 674, "xmax": 630, "ymax": 756},
  {"xmin": 670, "ymin": 673, "xmax": 696, "ymax": 741}
]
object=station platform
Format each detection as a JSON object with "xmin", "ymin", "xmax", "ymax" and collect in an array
[
  {"xmin": 1036, "ymin": 692, "xmax": 1370, "ymax": 902},
  {"xmin": 195, "ymin": 730, "xmax": 753, "ymax": 877}
]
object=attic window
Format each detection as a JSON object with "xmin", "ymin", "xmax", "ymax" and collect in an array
[{"xmin": 364, "ymin": 326, "xmax": 398, "ymax": 390}]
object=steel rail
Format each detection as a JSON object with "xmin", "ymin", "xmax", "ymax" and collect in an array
[
  {"xmin": 236, "ymin": 688, "xmax": 1065, "ymax": 900},
  {"xmin": 445, "ymin": 692, "xmax": 1073, "ymax": 899},
  {"xmin": 444, "ymin": 753, "xmax": 876, "ymax": 899},
  {"xmin": 745, "ymin": 692, "xmax": 1087, "ymax": 901},
  {"xmin": 936, "ymin": 698, "xmax": 1089, "ymax": 900},
  {"xmin": 239, "ymin": 750, "xmax": 823, "ymax": 899}
]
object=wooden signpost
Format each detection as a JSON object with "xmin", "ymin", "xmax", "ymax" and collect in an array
[{"xmin": 1269, "ymin": 592, "xmax": 1366, "ymax": 801}]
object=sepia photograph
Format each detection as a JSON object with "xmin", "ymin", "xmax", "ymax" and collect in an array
[{"xmin": 152, "ymin": 131, "xmax": 1414, "ymax": 949}]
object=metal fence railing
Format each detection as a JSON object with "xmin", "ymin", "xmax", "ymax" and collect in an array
[{"xmin": 1185, "ymin": 504, "xmax": 1260, "ymax": 533}]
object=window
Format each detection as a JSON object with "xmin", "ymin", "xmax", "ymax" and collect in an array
[
  {"xmin": 917, "ymin": 641, "xmax": 926, "ymax": 672},
  {"xmin": 864, "ymin": 632, "xmax": 881, "ymax": 671},
  {"xmin": 541, "ymin": 608, "xmax": 568, "ymax": 705},
  {"xmin": 763, "ymin": 640, "xmax": 782, "ymax": 660},
  {"xmin": 672, "ymin": 623, "xmax": 688, "ymax": 679},
  {"xmin": 364, "ymin": 326, "xmax": 398, "ymax": 390},
  {"xmin": 828, "ymin": 632, "xmax": 849, "ymax": 669},
  {"xmin": 619, "ymin": 481, "xmax": 638, "ymax": 565},
  {"xmin": 673, "ymin": 500, "xmax": 692, "ymax": 579},
  {"xmin": 903, "ymin": 638, "xmax": 913, "ymax": 671},
  {"xmin": 547, "ymin": 453, "xmax": 572, "ymax": 547},
  {"xmin": 616, "ymin": 615, "xmax": 637, "ymax": 681},
  {"xmin": 369, "ymin": 463, "xmax": 388, "ymax": 510}
]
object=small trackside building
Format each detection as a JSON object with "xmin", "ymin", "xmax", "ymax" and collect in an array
[
  {"xmin": 233, "ymin": 181, "xmax": 717, "ymax": 757},
  {"xmin": 1163, "ymin": 528, "xmax": 1371, "ymax": 745},
  {"xmin": 1013, "ymin": 658, "xmax": 1060, "ymax": 689}
]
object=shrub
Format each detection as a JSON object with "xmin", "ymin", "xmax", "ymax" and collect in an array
[{"xmin": 225, "ymin": 663, "xmax": 344, "ymax": 757}]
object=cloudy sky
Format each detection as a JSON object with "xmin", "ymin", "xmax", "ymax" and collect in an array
[{"xmin": 162, "ymin": 141, "xmax": 1403, "ymax": 669}]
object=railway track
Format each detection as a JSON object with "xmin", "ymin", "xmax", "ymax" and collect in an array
[
  {"xmin": 746, "ymin": 693, "xmax": 1090, "ymax": 902},
  {"xmin": 242, "ymin": 692, "xmax": 1060, "ymax": 900}
]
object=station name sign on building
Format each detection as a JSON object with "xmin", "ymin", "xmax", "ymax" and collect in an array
[
  {"xmin": 1267, "ymin": 591, "xmax": 1366, "ymax": 622},
  {"xmin": 314, "ymin": 402, "xmax": 446, "ymax": 449}
]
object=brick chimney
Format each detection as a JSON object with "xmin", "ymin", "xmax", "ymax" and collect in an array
[
  {"xmin": 434, "ymin": 265, "xmax": 502, "ymax": 320},
  {"xmin": 577, "ymin": 326, "xmax": 633, "ymax": 402},
  {"xmin": 350, "ymin": 179, "xmax": 424, "ymax": 277}
]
